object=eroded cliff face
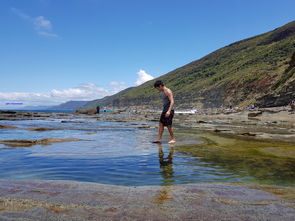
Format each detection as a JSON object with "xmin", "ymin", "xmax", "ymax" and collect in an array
[{"xmin": 256, "ymin": 52, "xmax": 295, "ymax": 107}]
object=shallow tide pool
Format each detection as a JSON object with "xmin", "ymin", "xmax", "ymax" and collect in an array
[{"xmin": 0, "ymin": 118, "xmax": 294, "ymax": 186}]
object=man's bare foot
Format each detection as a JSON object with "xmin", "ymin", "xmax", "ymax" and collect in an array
[
  {"xmin": 168, "ymin": 139, "xmax": 176, "ymax": 144},
  {"xmin": 152, "ymin": 140, "xmax": 162, "ymax": 143}
]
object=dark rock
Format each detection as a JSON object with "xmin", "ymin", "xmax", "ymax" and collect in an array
[
  {"xmin": 61, "ymin": 121, "xmax": 83, "ymax": 123},
  {"xmin": 256, "ymin": 80, "xmax": 295, "ymax": 108},
  {"xmin": 248, "ymin": 117, "xmax": 261, "ymax": 121},
  {"xmin": 74, "ymin": 109, "xmax": 98, "ymax": 115},
  {"xmin": 0, "ymin": 110, "xmax": 17, "ymax": 114},
  {"xmin": 213, "ymin": 128, "xmax": 231, "ymax": 133},
  {"xmin": 248, "ymin": 111, "xmax": 263, "ymax": 117},
  {"xmin": 26, "ymin": 128, "xmax": 58, "ymax": 131},
  {"xmin": 0, "ymin": 124, "xmax": 17, "ymax": 129},
  {"xmin": 56, "ymin": 113, "xmax": 70, "ymax": 116},
  {"xmin": 240, "ymin": 132, "xmax": 256, "ymax": 136}
]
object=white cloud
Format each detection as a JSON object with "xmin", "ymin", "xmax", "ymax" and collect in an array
[
  {"xmin": 34, "ymin": 16, "xmax": 52, "ymax": 30},
  {"xmin": 38, "ymin": 31, "xmax": 59, "ymax": 38},
  {"xmin": 11, "ymin": 8, "xmax": 58, "ymax": 38},
  {"xmin": 109, "ymin": 81, "xmax": 126, "ymax": 93},
  {"xmin": 110, "ymin": 81, "xmax": 125, "ymax": 86},
  {"xmin": 11, "ymin": 8, "xmax": 30, "ymax": 20},
  {"xmin": 135, "ymin": 69, "xmax": 154, "ymax": 86},
  {"xmin": 0, "ymin": 82, "xmax": 127, "ymax": 108}
]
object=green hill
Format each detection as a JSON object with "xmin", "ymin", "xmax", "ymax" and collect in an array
[{"xmin": 82, "ymin": 21, "xmax": 295, "ymax": 110}]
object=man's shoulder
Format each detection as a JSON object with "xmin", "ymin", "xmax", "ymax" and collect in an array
[{"xmin": 164, "ymin": 87, "xmax": 172, "ymax": 94}]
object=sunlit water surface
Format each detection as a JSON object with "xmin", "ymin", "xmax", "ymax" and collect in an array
[{"xmin": 0, "ymin": 118, "xmax": 293, "ymax": 186}]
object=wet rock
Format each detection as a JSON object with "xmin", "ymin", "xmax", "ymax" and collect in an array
[
  {"xmin": 26, "ymin": 128, "xmax": 58, "ymax": 131},
  {"xmin": 0, "ymin": 124, "xmax": 17, "ymax": 129},
  {"xmin": 56, "ymin": 113, "xmax": 70, "ymax": 116},
  {"xmin": 74, "ymin": 109, "xmax": 98, "ymax": 115},
  {"xmin": 85, "ymin": 132, "xmax": 97, "ymax": 135},
  {"xmin": 0, "ymin": 110, "xmax": 57, "ymax": 121},
  {"xmin": 213, "ymin": 128, "xmax": 232, "ymax": 133},
  {"xmin": 112, "ymin": 119, "xmax": 128, "ymax": 122},
  {"xmin": 137, "ymin": 125, "xmax": 153, "ymax": 129},
  {"xmin": 240, "ymin": 132, "xmax": 257, "ymax": 136},
  {"xmin": 0, "ymin": 180, "xmax": 294, "ymax": 221},
  {"xmin": 0, "ymin": 138, "xmax": 81, "ymax": 147},
  {"xmin": 0, "ymin": 110, "xmax": 17, "ymax": 114},
  {"xmin": 38, "ymin": 138, "xmax": 80, "ymax": 145},
  {"xmin": 248, "ymin": 111, "xmax": 263, "ymax": 117},
  {"xmin": 61, "ymin": 120, "xmax": 84, "ymax": 123},
  {"xmin": 23, "ymin": 113, "xmax": 33, "ymax": 117},
  {"xmin": 0, "ymin": 139, "xmax": 37, "ymax": 147},
  {"xmin": 248, "ymin": 117, "xmax": 261, "ymax": 121}
]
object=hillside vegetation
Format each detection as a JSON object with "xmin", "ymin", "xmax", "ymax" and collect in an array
[{"xmin": 82, "ymin": 21, "xmax": 295, "ymax": 110}]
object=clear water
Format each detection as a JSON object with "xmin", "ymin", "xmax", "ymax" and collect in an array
[{"xmin": 0, "ymin": 118, "xmax": 292, "ymax": 186}]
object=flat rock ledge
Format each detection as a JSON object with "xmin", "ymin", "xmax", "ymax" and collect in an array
[
  {"xmin": 0, "ymin": 180, "xmax": 294, "ymax": 221},
  {"xmin": 0, "ymin": 138, "xmax": 81, "ymax": 147}
]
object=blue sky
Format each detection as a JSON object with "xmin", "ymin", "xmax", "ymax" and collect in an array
[{"xmin": 1, "ymin": 0, "xmax": 295, "ymax": 107}]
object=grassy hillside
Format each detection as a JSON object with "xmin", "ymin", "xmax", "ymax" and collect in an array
[{"xmin": 82, "ymin": 21, "xmax": 295, "ymax": 110}]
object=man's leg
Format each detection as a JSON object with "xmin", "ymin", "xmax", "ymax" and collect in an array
[
  {"xmin": 167, "ymin": 125, "xmax": 175, "ymax": 144},
  {"xmin": 153, "ymin": 122, "xmax": 164, "ymax": 143}
]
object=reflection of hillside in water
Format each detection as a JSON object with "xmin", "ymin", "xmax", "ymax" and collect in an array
[{"xmin": 177, "ymin": 132, "xmax": 295, "ymax": 186}]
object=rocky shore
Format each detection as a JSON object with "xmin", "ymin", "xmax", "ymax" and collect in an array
[
  {"xmin": 1, "ymin": 106, "xmax": 295, "ymax": 144},
  {"xmin": 0, "ymin": 110, "xmax": 70, "ymax": 121},
  {"xmin": 86, "ymin": 106, "xmax": 295, "ymax": 142},
  {"xmin": 0, "ymin": 108, "xmax": 294, "ymax": 220},
  {"xmin": 0, "ymin": 180, "xmax": 294, "ymax": 221}
]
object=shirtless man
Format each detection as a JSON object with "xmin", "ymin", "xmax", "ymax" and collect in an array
[{"xmin": 153, "ymin": 80, "xmax": 175, "ymax": 144}]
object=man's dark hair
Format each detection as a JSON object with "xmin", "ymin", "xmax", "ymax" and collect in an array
[{"xmin": 154, "ymin": 80, "xmax": 164, "ymax": 88}]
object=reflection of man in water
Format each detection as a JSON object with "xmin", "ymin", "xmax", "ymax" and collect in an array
[{"xmin": 158, "ymin": 144, "xmax": 174, "ymax": 185}]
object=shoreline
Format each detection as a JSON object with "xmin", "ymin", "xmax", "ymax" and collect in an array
[{"xmin": 1, "ymin": 106, "xmax": 295, "ymax": 143}]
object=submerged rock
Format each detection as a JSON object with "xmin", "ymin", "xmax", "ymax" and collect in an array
[
  {"xmin": 85, "ymin": 132, "xmax": 97, "ymax": 135},
  {"xmin": 0, "ymin": 124, "xmax": 17, "ymax": 129},
  {"xmin": 26, "ymin": 128, "xmax": 58, "ymax": 131},
  {"xmin": 0, "ymin": 138, "xmax": 81, "ymax": 147},
  {"xmin": 0, "ymin": 139, "xmax": 37, "ymax": 147},
  {"xmin": 38, "ymin": 138, "xmax": 80, "ymax": 144}
]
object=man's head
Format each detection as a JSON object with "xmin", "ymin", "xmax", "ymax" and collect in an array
[{"xmin": 154, "ymin": 80, "xmax": 164, "ymax": 91}]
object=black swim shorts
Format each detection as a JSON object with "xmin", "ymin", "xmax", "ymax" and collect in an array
[{"xmin": 160, "ymin": 110, "xmax": 174, "ymax": 126}]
